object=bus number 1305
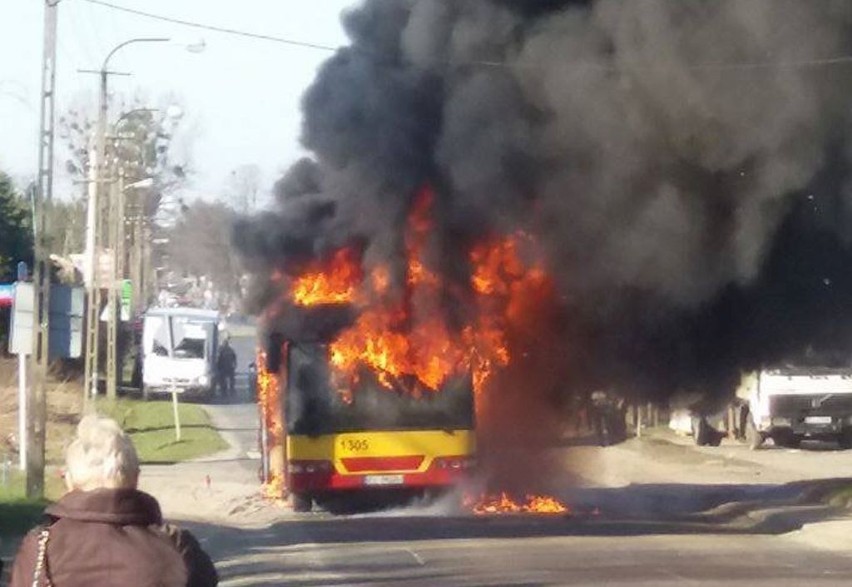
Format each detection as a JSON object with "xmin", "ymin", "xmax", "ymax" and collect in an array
[{"xmin": 341, "ymin": 438, "xmax": 369, "ymax": 452}]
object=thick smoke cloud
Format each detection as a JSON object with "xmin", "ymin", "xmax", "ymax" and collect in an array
[{"xmin": 234, "ymin": 0, "xmax": 852, "ymax": 406}]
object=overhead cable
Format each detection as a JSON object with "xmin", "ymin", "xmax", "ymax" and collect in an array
[
  {"xmin": 80, "ymin": 0, "xmax": 339, "ymax": 52},
  {"xmin": 79, "ymin": 0, "xmax": 852, "ymax": 72}
]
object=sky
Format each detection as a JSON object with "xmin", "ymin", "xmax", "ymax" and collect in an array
[{"xmin": 0, "ymin": 0, "xmax": 358, "ymax": 204}]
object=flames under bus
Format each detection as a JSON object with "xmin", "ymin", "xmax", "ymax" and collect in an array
[{"xmin": 280, "ymin": 342, "xmax": 476, "ymax": 512}]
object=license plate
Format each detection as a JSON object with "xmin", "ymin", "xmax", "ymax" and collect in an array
[
  {"xmin": 363, "ymin": 474, "xmax": 404, "ymax": 486},
  {"xmin": 805, "ymin": 416, "xmax": 832, "ymax": 425}
]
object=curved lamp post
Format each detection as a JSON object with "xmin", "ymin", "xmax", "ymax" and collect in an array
[
  {"xmin": 86, "ymin": 38, "xmax": 168, "ymax": 400},
  {"xmin": 85, "ymin": 36, "xmax": 204, "ymax": 399}
]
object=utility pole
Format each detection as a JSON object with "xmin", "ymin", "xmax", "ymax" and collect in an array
[
  {"xmin": 85, "ymin": 67, "xmax": 112, "ymax": 401},
  {"xmin": 129, "ymin": 211, "xmax": 150, "ymax": 315},
  {"xmin": 82, "ymin": 139, "xmax": 98, "ymax": 404},
  {"xmin": 28, "ymin": 0, "xmax": 59, "ymax": 499},
  {"xmin": 81, "ymin": 37, "xmax": 168, "ymax": 402},
  {"xmin": 82, "ymin": 75, "xmax": 112, "ymax": 402},
  {"xmin": 129, "ymin": 207, "xmax": 142, "ymax": 316},
  {"xmin": 140, "ymin": 218, "xmax": 151, "ymax": 310},
  {"xmin": 106, "ymin": 171, "xmax": 125, "ymax": 398}
]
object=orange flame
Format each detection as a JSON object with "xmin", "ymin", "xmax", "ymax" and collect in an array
[
  {"xmin": 256, "ymin": 349, "xmax": 285, "ymax": 499},
  {"xmin": 292, "ymin": 247, "xmax": 362, "ymax": 306},
  {"xmin": 466, "ymin": 492, "xmax": 570, "ymax": 515},
  {"xmin": 287, "ymin": 186, "xmax": 550, "ymax": 401}
]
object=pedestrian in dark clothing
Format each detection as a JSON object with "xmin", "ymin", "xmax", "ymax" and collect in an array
[
  {"xmin": 9, "ymin": 415, "xmax": 218, "ymax": 587},
  {"xmin": 217, "ymin": 339, "xmax": 237, "ymax": 398}
]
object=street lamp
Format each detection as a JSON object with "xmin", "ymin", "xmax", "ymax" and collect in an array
[{"xmin": 96, "ymin": 38, "xmax": 170, "ymax": 181}]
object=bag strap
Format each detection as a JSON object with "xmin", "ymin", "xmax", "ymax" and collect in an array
[{"xmin": 31, "ymin": 527, "xmax": 52, "ymax": 587}]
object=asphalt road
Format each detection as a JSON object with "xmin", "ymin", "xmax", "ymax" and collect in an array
[
  {"xmin": 227, "ymin": 332, "xmax": 258, "ymax": 381},
  {"xmin": 186, "ymin": 400, "xmax": 852, "ymax": 586},
  {"xmin": 195, "ymin": 509, "xmax": 852, "ymax": 586}
]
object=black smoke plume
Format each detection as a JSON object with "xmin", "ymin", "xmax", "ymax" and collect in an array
[{"xmin": 234, "ymin": 0, "xmax": 852, "ymax": 410}]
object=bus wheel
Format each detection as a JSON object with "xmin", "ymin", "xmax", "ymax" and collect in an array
[
  {"xmin": 292, "ymin": 493, "xmax": 312, "ymax": 513},
  {"xmin": 773, "ymin": 432, "xmax": 801, "ymax": 449}
]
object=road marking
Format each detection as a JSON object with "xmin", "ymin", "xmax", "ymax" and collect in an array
[{"xmin": 405, "ymin": 547, "xmax": 426, "ymax": 566}]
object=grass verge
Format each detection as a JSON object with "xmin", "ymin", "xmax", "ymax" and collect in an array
[
  {"xmin": 95, "ymin": 398, "xmax": 228, "ymax": 464},
  {"xmin": 0, "ymin": 472, "xmax": 60, "ymax": 539}
]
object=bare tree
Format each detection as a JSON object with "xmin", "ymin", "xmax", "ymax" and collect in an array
[
  {"xmin": 163, "ymin": 200, "xmax": 241, "ymax": 301},
  {"xmin": 225, "ymin": 164, "xmax": 263, "ymax": 214},
  {"xmin": 57, "ymin": 95, "xmax": 192, "ymax": 229}
]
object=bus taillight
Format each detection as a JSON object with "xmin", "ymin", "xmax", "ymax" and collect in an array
[
  {"xmin": 433, "ymin": 457, "xmax": 477, "ymax": 470},
  {"xmin": 287, "ymin": 460, "xmax": 333, "ymax": 474}
]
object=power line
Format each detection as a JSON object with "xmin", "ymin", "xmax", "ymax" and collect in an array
[
  {"xmin": 474, "ymin": 55, "xmax": 852, "ymax": 72},
  {"xmin": 79, "ymin": 0, "xmax": 340, "ymax": 52},
  {"xmin": 78, "ymin": 0, "xmax": 852, "ymax": 72}
]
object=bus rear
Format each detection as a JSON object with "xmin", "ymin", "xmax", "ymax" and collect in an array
[{"xmin": 283, "ymin": 342, "xmax": 476, "ymax": 512}]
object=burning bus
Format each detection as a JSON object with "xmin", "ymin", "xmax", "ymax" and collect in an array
[
  {"xmin": 251, "ymin": 187, "xmax": 559, "ymax": 512},
  {"xmin": 262, "ymin": 338, "xmax": 476, "ymax": 512}
]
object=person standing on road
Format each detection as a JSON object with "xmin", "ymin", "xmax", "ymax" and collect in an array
[
  {"xmin": 217, "ymin": 338, "xmax": 237, "ymax": 398},
  {"xmin": 9, "ymin": 415, "xmax": 218, "ymax": 587}
]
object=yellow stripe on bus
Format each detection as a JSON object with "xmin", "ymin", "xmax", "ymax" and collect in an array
[{"xmin": 287, "ymin": 430, "xmax": 476, "ymax": 474}]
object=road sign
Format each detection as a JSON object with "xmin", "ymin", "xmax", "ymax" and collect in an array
[
  {"xmin": 16, "ymin": 262, "xmax": 28, "ymax": 282},
  {"xmin": 9, "ymin": 282, "xmax": 84, "ymax": 358}
]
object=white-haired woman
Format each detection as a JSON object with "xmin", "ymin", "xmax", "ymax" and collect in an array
[{"xmin": 9, "ymin": 415, "xmax": 218, "ymax": 587}]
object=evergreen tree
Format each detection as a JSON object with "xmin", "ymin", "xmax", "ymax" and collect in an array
[{"xmin": 0, "ymin": 172, "xmax": 33, "ymax": 280}]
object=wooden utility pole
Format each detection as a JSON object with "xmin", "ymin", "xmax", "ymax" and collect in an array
[
  {"xmin": 82, "ymin": 64, "xmax": 120, "ymax": 402},
  {"xmin": 106, "ymin": 171, "xmax": 125, "ymax": 398},
  {"xmin": 28, "ymin": 0, "xmax": 59, "ymax": 498},
  {"xmin": 82, "ymin": 140, "xmax": 99, "ymax": 404},
  {"xmin": 129, "ymin": 209, "xmax": 142, "ymax": 316}
]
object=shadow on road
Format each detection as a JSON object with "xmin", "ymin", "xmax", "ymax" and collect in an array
[
  {"xmin": 182, "ymin": 477, "xmax": 852, "ymax": 562},
  {"xmin": 560, "ymin": 479, "xmax": 844, "ymax": 521}
]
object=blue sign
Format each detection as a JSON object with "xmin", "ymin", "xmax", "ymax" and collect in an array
[
  {"xmin": 16, "ymin": 261, "xmax": 28, "ymax": 282},
  {"xmin": 9, "ymin": 283, "xmax": 84, "ymax": 358}
]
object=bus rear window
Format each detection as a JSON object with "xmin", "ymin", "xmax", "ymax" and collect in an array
[{"xmin": 285, "ymin": 343, "xmax": 474, "ymax": 435}]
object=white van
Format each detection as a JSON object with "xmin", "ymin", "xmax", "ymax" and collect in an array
[{"xmin": 141, "ymin": 307, "xmax": 220, "ymax": 400}]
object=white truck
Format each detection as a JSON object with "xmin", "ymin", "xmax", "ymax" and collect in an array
[
  {"xmin": 739, "ymin": 367, "xmax": 852, "ymax": 449},
  {"xmin": 141, "ymin": 307, "xmax": 221, "ymax": 400}
]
